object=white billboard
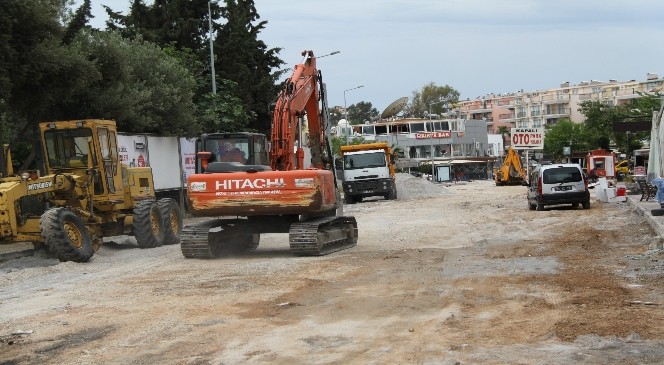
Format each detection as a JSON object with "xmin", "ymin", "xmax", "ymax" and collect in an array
[{"xmin": 511, "ymin": 128, "xmax": 544, "ymax": 150}]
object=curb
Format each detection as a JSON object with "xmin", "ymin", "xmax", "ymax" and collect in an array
[{"xmin": 626, "ymin": 196, "xmax": 664, "ymax": 238}]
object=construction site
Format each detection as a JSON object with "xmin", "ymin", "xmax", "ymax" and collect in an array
[{"xmin": 2, "ymin": 174, "xmax": 664, "ymax": 364}]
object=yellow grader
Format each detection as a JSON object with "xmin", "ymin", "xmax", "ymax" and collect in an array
[{"xmin": 0, "ymin": 119, "xmax": 182, "ymax": 262}]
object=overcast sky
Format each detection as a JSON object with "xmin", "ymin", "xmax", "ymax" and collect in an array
[{"xmin": 84, "ymin": 0, "xmax": 664, "ymax": 113}]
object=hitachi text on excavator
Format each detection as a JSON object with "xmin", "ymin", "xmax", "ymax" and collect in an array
[{"xmin": 181, "ymin": 50, "xmax": 358, "ymax": 258}]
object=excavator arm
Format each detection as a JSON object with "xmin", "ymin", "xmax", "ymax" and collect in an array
[{"xmin": 270, "ymin": 50, "xmax": 329, "ymax": 171}]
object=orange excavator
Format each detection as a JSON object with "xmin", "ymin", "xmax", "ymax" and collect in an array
[{"xmin": 181, "ymin": 50, "xmax": 358, "ymax": 258}]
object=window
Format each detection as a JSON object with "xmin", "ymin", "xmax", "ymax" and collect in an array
[
  {"xmin": 207, "ymin": 137, "xmax": 250, "ymax": 164},
  {"xmin": 409, "ymin": 122, "xmax": 425, "ymax": 132},
  {"xmin": 44, "ymin": 128, "xmax": 94, "ymax": 169},
  {"xmin": 343, "ymin": 152, "xmax": 386, "ymax": 170},
  {"xmin": 542, "ymin": 167, "xmax": 582, "ymax": 184}
]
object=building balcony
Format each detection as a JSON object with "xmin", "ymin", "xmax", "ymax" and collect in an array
[
  {"xmin": 543, "ymin": 108, "xmax": 571, "ymax": 117},
  {"xmin": 495, "ymin": 99, "xmax": 515, "ymax": 108},
  {"xmin": 541, "ymin": 94, "xmax": 570, "ymax": 104},
  {"xmin": 468, "ymin": 107, "xmax": 493, "ymax": 113}
]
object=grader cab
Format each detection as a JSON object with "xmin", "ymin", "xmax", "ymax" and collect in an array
[{"xmin": 0, "ymin": 119, "xmax": 182, "ymax": 262}]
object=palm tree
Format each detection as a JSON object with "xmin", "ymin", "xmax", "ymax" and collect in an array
[
  {"xmin": 497, "ymin": 126, "xmax": 511, "ymax": 148},
  {"xmin": 390, "ymin": 143, "xmax": 404, "ymax": 158}
]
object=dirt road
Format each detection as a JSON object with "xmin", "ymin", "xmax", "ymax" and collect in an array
[{"xmin": 2, "ymin": 177, "xmax": 664, "ymax": 364}]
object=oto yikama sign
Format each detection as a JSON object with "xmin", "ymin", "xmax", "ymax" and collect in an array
[{"xmin": 511, "ymin": 128, "xmax": 544, "ymax": 150}]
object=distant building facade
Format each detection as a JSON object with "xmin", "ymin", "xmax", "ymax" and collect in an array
[{"xmin": 454, "ymin": 72, "xmax": 664, "ymax": 134}]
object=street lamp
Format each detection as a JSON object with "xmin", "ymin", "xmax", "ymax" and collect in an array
[
  {"xmin": 318, "ymin": 50, "xmax": 340, "ymax": 58},
  {"xmin": 344, "ymin": 85, "xmax": 364, "ymax": 145},
  {"xmin": 429, "ymin": 99, "xmax": 448, "ymax": 181},
  {"xmin": 208, "ymin": 1, "xmax": 216, "ymax": 94}
]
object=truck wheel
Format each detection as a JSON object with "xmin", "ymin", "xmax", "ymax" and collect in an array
[
  {"xmin": 40, "ymin": 208, "xmax": 94, "ymax": 262},
  {"xmin": 389, "ymin": 186, "xmax": 398, "ymax": 200},
  {"xmin": 158, "ymin": 198, "xmax": 182, "ymax": 245},
  {"xmin": 133, "ymin": 200, "xmax": 165, "ymax": 248},
  {"xmin": 344, "ymin": 195, "xmax": 356, "ymax": 204}
]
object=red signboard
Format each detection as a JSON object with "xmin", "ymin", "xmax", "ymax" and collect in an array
[{"xmin": 415, "ymin": 131, "xmax": 452, "ymax": 139}]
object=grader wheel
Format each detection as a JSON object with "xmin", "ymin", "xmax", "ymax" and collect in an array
[
  {"xmin": 39, "ymin": 208, "xmax": 94, "ymax": 262},
  {"xmin": 133, "ymin": 200, "xmax": 165, "ymax": 248},
  {"xmin": 157, "ymin": 198, "xmax": 183, "ymax": 246}
]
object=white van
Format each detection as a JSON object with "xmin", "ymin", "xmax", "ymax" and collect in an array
[{"xmin": 527, "ymin": 164, "xmax": 590, "ymax": 211}]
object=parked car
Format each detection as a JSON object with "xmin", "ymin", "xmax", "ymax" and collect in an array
[{"xmin": 527, "ymin": 164, "xmax": 590, "ymax": 211}]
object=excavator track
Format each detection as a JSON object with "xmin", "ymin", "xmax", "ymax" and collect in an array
[
  {"xmin": 289, "ymin": 216, "xmax": 358, "ymax": 256},
  {"xmin": 180, "ymin": 219, "xmax": 224, "ymax": 259}
]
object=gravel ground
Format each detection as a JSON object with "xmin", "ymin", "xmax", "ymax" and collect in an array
[{"xmin": 1, "ymin": 174, "xmax": 664, "ymax": 364}]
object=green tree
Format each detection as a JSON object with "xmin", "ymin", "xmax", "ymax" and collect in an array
[
  {"xmin": 105, "ymin": 0, "xmax": 215, "ymax": 54},
  {"xmin": 496, "ymin": 125, "xmax": 511, "ymax": 148},
  {"xmin": 197, "ymin": 80, "xmax": 254, "ymax": 133},
  {"xmin": 330, "ymin": 135, "xmax": 367, "ymax": 158},
  {"xmin": 328, "ymin": 107, "xmax": 343, "ymax": 126},
  {"xmin": 62, "ymin": 0, "xmax": 92, "ymax": 44},
  {"xmin": 0, "ymin": 0, "xmax": 98, "ymax": 148},
  {"xmin": 216, "ymin": 0, "xmax": 285, "ymax": 134},
  {"xmin": 404, "ymin": 82, "xmax": 460, "ymax": 118},
  {"xmin": 70, "ymin": 31, "xmax": 197, "ymax": 136},
  {"xmin": 543, "ymin": 119, "xmax": 590, "ymax": 162},
  {"xmin": 578, "ymin": 100, "xmax": 623, "ymax": 150},
  {"xmin": 578, "ymin": 97, "xmax": 661, "ymax": 154},
  {"xmin": 347, "ymin": 101, "xmax": 378, "ymax": 124},
  {"xmin": 104, "ymin": 0, "xmax": 258, "ymax": 133}
]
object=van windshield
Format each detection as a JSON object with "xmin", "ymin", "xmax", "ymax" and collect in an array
[{"xmin": 543, "ymin": 167, "xmax": 582, "ymax": 184}]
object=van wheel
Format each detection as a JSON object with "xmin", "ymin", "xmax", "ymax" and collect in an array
[
  {"xmin": 572, "ymin": 203, "xmax": 579, "ymax": 208},
  {"xmin": 582, "ymin": 200, "xmax": 591, "ymax": 209},
  {"xmin": 536, "ymin": 204, "xmax": 545, "ymax": 211}
]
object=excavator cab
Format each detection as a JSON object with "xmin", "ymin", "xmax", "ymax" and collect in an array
[{"xmin": 195, "ymin": 132, "xmax": 270, "ymax": 173}]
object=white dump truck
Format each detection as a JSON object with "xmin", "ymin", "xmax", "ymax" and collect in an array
[{"xmin": 340, "ymin": 142, "xmax": 397, "ymax": 204}]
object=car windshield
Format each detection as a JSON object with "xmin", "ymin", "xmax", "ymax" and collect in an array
[
  {"xmin": 344, "ymin": 152, "xmax": 386, "ymax": 170},
  {"xmin": 543, "ymin": 167, "xmax": 582, "ymax": 184}
]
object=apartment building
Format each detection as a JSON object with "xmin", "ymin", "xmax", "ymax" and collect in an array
[{"xmin": 455, "ymin": 73, "xmax": 664, "ymax": 134}]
